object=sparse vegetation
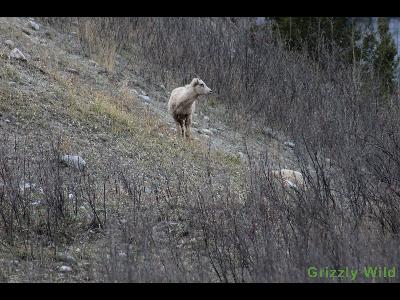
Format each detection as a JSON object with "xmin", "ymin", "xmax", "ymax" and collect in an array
[{"xmin": 1, "ymin": 16, "xmax": 400, "ymax": 282}]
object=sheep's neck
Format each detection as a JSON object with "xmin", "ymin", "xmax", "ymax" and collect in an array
[{"xmin": 177, "ymin": 92, "xmax": 198, "ymax": 108}]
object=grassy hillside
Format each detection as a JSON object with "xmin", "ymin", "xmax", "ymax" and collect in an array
[{"xmin": 1, "ymin": 17, "xmax": 400, "ymax": 282}]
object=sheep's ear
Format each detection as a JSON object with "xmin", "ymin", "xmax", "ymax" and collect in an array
[{"xmin": 191, "ymin": 78, "xmax": 199, "ymax": 86}]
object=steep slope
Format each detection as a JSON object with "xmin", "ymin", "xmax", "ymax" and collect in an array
[{"xmin": 0, "ymin": 17, "xmax": 300, "ymax": 282}]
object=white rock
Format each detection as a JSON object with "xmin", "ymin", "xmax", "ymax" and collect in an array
[
  {"xmin": 9, "ymin": 48, "xmax": 27, "ymax": 61},
  {"xmin": 139, "ymin": 95, "xmax": 151, "ymax": 102},
  {"xmin": 271, "ymin": 169, "xmax": 305, "ymax": 188},
  {"xmin": 118, "ymin": 251, "xmax": 127, "ymax": 258},
  {"xmin": 19, "ymin": 181, "xmax": 36, "ymax": 192},
  {"xmin": 60, "ymin": 155, "xmax": 86, "ymax": 170},
  {"xmin": 29, "ymin": 20, "xmax": 40, "ymax": 31},
  {"xmin": 4, "ymin": 40, "xmax": 14, "ymax": 48},
  {"xmin": 59, "ymin": 265, "xmax": 72, "ymax": 272},
  {"xmin": 65, "ymin": 68, "xmax": 79, "ymax": 74},
  {"xmin": 238, "ymin": 152, "xmax": 246, "ymax": 159},
  {"xmin": 204, "ymin": 116, "xmax": 209, "ymax": 121},
  {"xmin": 284, "ymin": 179, "xmax": 298, "ymax": 189},
  {"xmin": 201, "ymin": 128, "xmax": 213, "ymax": 135},
  {"xmin": 5, "ymin": 119, "xmax": 11, "ymax": 123},
  {"xmin": 57, "ymin": 253, "xmax": 77, "ymax": 264},
  {"xmin": 68, "ymin": 193, "xmax": 75, "ymax": 200},
  {"xmin": 284, "ymin": 142, "xmax": 295, "ymax": 149},
  {"xmin": 263, "ymin": 127, "xmax": 275, "ymax": 137}
]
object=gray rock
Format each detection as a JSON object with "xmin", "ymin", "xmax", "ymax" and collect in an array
[
  {"xmin": 60, "ymin": 154, "xmax": 86, "ymax": 171},
  {"xmin": 56, "ymin": 253, "xmax": 77, "ymax": 265},
  {"xmin": 22, "ymin": 28, "xmax": 32, "ymax": 35},
  {"xmin": 200, "ymin": 128, "xmax": 213, "ymax": 135},
  {"xmin": 139, "ymin": 94, "xmax": 151, "ymax": 102},
  {"xmin": 263, "ymin": 127, "xmax": 276, "ymax": 137},
  {"xmin": 9, "ymin": 48, "xmax": 27, "ymax": 61},
  {"xmin": 118, "ymin": 251, "xmax": 127, "ymax": 258},
  {"xmin": 4, "ymin": 40, "xmax": 14, "ymax": 48},
  {"xmin": 65, "ymin": 68, "xmax": 79, "ymax": 74},
  {"xmin": 284, "ymin": 142, "xmax": 295, "ymax": 149},
  {"xmin": 29, "ymin": 20, "xmax": 40, "ymax": 31},
  {"xmin": 59, "ymin": 265, "xmax": 73, "ymax": 273},
  {"xmin": 19, "ymin": 181, "xmax": 36, "ymax": 192}
]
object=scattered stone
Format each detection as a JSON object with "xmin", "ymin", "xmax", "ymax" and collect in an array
[
  {"xmin": 210, "ymin": 128, "xmax": 219, "ymax": 134},
  {"xmin": 19, "ymin": 181, "xmax": 36, "ymax": 192},
  {"xmin": 9, "ymin": 48, "xmax": 27, "ymax": 61},
  {"xmin": 262, "ymin": 127, "xmax": 276, "ymax": 138},
  {"xmin": 31, "ymin": 200, "xmax": 43, "ymax": 207},
  {"xmin": 118, "ymin": 251, "xmax": 127, "ymax": 258},
  {"xmin": 59, "ymin": 265, "xmax": 72, "ymax": 273},
  {"xmin": 4, "ymin": 40, "xmax": 14, "ymax": 48},
  {"xmin": 237, "ymin": 152, "xmax": 246, "ymax": 159},
  {"xmin": 89, "ymin": 60, "xmax": 97, "ymax": 67},
  {"xmin": 29, "ymin": 20, "xmax": 40, "ymax": 31},
  {"xmin": 200, "ymin": 128, "xmax": 213, "ymax": 135},
  {"xmin": 10, "ymin": 260, "xmax": 20, "ymax": 267},
  {"xmin": 284, "ymin": 142, "xmax": 295, "ymax": 149},
  {"xmin": 65, "ymin": 68, "xmax": 79, "ymax": 75},
  {"xmin": 59, "ymin": 154, "xmax": 86, "ymax": 171},
  {"xmin": 56, "ymin": 253, "xmax": 77, "ymax": 265},
  {"xmin": 22, "ymin": 28, "xmax": 32, "ymax": 36},
  {"xmin": 139, "ymin": 95, "xmax": 151, "ymax": 102}
]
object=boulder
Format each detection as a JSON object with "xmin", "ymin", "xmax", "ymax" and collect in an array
[
  {"xmin": 29, "ymin": 20, "xmax": 40, "ymax": 31},
  {"xmin": 284, "ymin": 141, "xmax": 295, "ymax": 149},
  {"xmin": 59, "ymin": 265, "xmax": 72, "ymax": 273},
  {"xmin": 59, "ymin": 154, "xmax": 86, "ymax": 171},
  {"xmin": 9, "ymin": 48, "xmax": 27, "ymax": 61},
  {"xmin": 4, "ymin": 40, "xmax": 14, "ymax": 48}
]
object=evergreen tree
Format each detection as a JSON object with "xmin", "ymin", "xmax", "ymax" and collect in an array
[
  {"xmin": 374, "ymin": 17, "xmax": 398, "ymax": 98},
  {"xmin": 270, "ymin": 17, "xmax": 361, "ymax": 64}
]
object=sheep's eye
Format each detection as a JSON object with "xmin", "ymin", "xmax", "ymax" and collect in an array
[{"xmin": 200, "ymin": 84, "xmax": 204, "ymax": 87}]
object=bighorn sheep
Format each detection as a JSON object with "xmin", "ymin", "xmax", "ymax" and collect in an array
[{"xmin": 168, "ymin": 78, "xmax": 213, "ymax": 139}]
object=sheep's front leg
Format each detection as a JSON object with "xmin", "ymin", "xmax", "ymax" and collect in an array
[
  {"xmin": 176, "ymin": 120, "xmax": 184, "ymax": 138},
  {"xmin": 184, "ymin": 114, "xmax": 192, "ymax": 139}
]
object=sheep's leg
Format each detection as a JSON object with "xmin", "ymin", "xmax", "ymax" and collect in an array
[
  {"xmin": 184, "ymin": 114, "xmax": 192, "ymax": 139},
  {"xmin": 176, "ymin": 120, "xmax": 184, "ymax": 138}
]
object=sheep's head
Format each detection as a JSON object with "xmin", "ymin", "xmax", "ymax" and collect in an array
[{"xmin": 191, "ymin": 78, "xmax": 212, "ymax": 95}]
